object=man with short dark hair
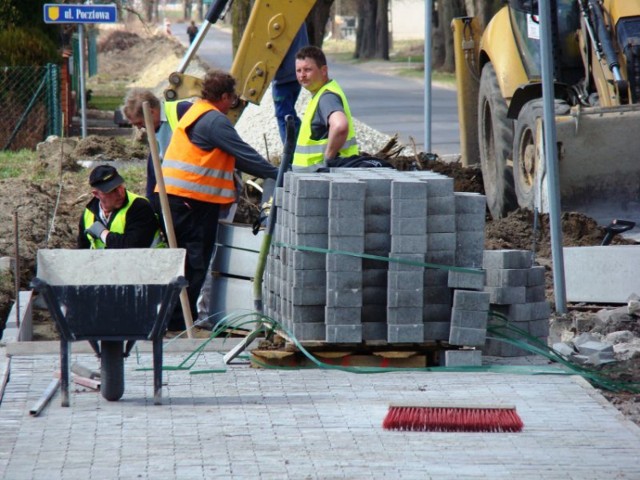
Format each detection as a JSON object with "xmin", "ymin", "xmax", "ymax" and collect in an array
[
  {"xmin": 159, "ymin": 69, "xmax": 278, "ymax": 331},
  {"xmin": 293, "ymin": 45, "xmax": 359, "ymax": 172},
  {"xmin": 78, "ymin": 164, "xmax": 163, "ymax": 249}
]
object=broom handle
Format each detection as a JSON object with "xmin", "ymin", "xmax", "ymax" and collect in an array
[{"xmin": 143, "ymin": 101, "xmax": 194, "ymax": 338}]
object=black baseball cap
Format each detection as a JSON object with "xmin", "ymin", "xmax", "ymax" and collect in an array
[{"xmin": 89, "ymin": 165, "xmax": 124, "ymax": 193}]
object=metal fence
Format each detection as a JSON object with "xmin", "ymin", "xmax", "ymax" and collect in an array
[{"xmin": 0, "ymin": 64, "xmax": 62, "ymax": 151}]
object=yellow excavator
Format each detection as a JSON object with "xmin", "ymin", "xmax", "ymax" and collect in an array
[
  {"xmin": 163, "ymin": 0, "xmax": 315, "ymax": 125},
  {"xmin": 453, "ymin": 0, "xmax": 640, "ymax": 222}
]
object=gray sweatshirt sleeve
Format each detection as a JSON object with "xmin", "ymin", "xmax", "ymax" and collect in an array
[{"xmin": 187, "ymin": 110, "xmax": 278, "ymax": 179}]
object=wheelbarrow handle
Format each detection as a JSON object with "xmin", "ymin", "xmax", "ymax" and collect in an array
[{"xmin": 601, "ymin": 219, "xmax": 636, "ymax": 246}]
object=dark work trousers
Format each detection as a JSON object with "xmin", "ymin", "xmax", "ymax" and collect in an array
[
  {"xmin": 272, "ymin": 80, "xmax": 302, "ymax": 144},
  {"xmin": 153, "ymin": 194, "xmax": 220, "ymax": 330}
]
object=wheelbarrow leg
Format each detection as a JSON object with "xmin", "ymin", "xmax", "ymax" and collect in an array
[
  {"xmin": 153, "ymin": 338, "xmax": 163, "ymax": 405},
  {"xmin": 60, "ymin": 340, "xmax": 70, "ymax": 407}
]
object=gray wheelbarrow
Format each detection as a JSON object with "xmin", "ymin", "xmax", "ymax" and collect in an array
[{"xmin": 31, "ymin": 248, "xmax": 187, "ymax": 406}]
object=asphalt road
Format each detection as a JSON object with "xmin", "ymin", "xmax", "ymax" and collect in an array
[{"xmin": 172, "ymin": 24, "xmax": 460, "ymax": 156}]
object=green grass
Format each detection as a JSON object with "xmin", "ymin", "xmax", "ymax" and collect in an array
[
  {"xmin": 88, "ymin": 95, "xmax": 123, "ymax": 111},
  {"xmin": 0, "ymin": 150, "xmax": 41, "ymax": 180}
]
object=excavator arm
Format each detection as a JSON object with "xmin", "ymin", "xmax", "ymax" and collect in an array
[{"xmin": 163, "ymin": 0, "xmax": 316, "ymax": 125}]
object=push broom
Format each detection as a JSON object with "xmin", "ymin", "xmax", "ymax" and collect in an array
[{"xmin": 382, "ymin": 403, "xmax": 523, "ymax": 433}]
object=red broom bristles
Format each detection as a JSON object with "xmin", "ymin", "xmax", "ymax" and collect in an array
[{"xmin": 382, "ymin": 405, "xmax": 524, "ymax": 432}]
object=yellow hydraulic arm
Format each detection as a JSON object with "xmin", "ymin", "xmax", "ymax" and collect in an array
[{"xmin": 164, "ymin": 0, "xmax": 315, "ymax": 125}]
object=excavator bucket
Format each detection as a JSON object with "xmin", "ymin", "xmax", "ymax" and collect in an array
[{"xmin": 536, "ymin": 105, "xmax": 640, "ymax": 227}]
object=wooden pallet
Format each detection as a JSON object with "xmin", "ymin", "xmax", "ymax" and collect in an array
[{"xmin": 250, "ymin": 349, "xmax": 429, "ymax": 368}]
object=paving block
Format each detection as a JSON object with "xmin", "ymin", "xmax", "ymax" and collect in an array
[
  {"xmin": 424, "ymin": 269, "xmax": 449, "ymax": 286},
  {"xmin": 295, "ymin": 176, "xmax": 331, "ymax": 198},
  {"xmin": 362, "ymin": 321, "xmax": 387, "ymax": 340},
  {"xmin": 325, "ymin": 307, "xmax": 362, "ymax": 325},
  {"xmin": 454, "ymin": 213, "xmax": 485, "ymax": 232},
  {"xmin": 427, "ymin": 196, "xmax": 456, "ymax": 215},
  {"xmin": 424, "ymin": 286, "xmax": 452, "ymax": 304},
  {"xmin": 391, "ymin": 199, "xmax": 428, "ymax": 218},
  {"xmin": 326, "ymin": 324, "xmax": 362, "ymax": 343},
  {"xmin": 293, "ymin": 196, "xmax": 328, "ymax": 216},
  {"xmin": 291, "ymin": 286, "xmax": 326, "ymax": 305},
  {"xmin": 428, "ymin": 233, "xmax": 457, "ymax": 251},
  {"xmin": 427, "ymin": 214, "xmax": 456, "ymax": 233},
  {"xmin": 528, "ymin": 318, "xmax": 550, "ymax": 337},
  {"xmin": 365, "ymin": 214, "xmax": 391, "ymax": 233},
  {"xmin": 387, "ymin": 323, "xmax": 424, "ymax": 343},
  {"xmin": 391, "ymin": 178, "xmax": 428, "ymax": 199},
  {"xmin": 450, "ymin": 309, "xmax": 488, "ymax": 329},
  {"xmin": 423, "ymin": 321, "xmax": 450, "ymax": 341},
  {"xmin": 362, "ymin": 269, "xmax": 388, "ymax": 287},
  {"xmin": 448, "ymin": 270, "xmax": 486, "ymax": 290},
  {"xmin": 527, "ymin": 265, "xmax": 546, "ymax": 286},
  {"xmin": 291, "ymin": 250, "xmax": 326, "ymax": 270},
  {"xmin": 327, "ymin": 271, "xmax": 362, "ymax": 290},
  {"xmin": 391, "ymin": 234, "xmax": 428, "ymax": 254},
  {"xmin": 294, "ymin": 215, "xmax": 328, "ymax": 234},
  {"xmin": 387, "ymin": 289, "xmax": 423, "ymax": 308},
  {"xmin": 326, "ymin": 253, "xmax": 362, "ymax": 272},
  {"xmin": 292, "ymin": 322, "xmax": 326, "ymax": 341},
  {"xmin": 362, "ymin": 286, "xmax": 388, "ymax": 305},
  {"xmin": 388, "ymin": 270, "xmax": 424, "ymax": 290},
  {"xmin": 294, "ymin": 233, "xmax": 328, "ymax": 249},
  {"xmin": 361, "ymin": 305, "xmax": 387, "ymax": 323},
  {"xmin": 364, "ymin": 232, "xmax": 391, "ymax": 251},
  {"xmin": 387, "ymin": 307, "xmax": 423, "ymax": 324},
  {"xmin": 449, "ymin": 326, "xmax": 487, "ymax": 346},
  {"xmin": 491, "ymin": 303, "xmax": 532, "ymax": 322},
  {"xmin": 454, "ymin": 192, "xmax": 486, "ymax": 213},
  {"xmin": 388, "ymin": 253, "xmax": 425, "ymax": 272},
  {"xmin": 530, "ymin": 301, "xmax": 552, "ymax": 319},
  {"xmin": 330, "ymin": 178, "xmax": 366, "ymax": 200},
  {"xmin": 423, "ymin": 303, "xmax": 452, "ymax": 322},
  {"xmin": 452, "ymin": 290, "xmax": 490, "ymax": 311},
  {"xmin": 485, "ymin": 286, "xmax": 527, "ymax": 305},
  {"xmin": 485, "ymin": 268, "xmax": 529, "ymax": 287},
  {"xmin": 329, "ymin": 217, "xmax": 365, "ymax": 236},
  {"xmin": 441, "ymin": 349, "xmax": 482, "ymax": 367},
  {"xmin": 365, "ymin": 195, "xmax": 391, "ymax": 215},
  {"xmin": 292, "ymin": 269, "xmax": 326, "ymax": 287},
  {"xmin": 391, "ymin": 216, "xmax": 427, "ymax": 235},
  {"xmin": 290, "ymin": 305, "xmax": 325, "ymax": 323},
  {"xmin": 326, "ymin": 289, "xmax": 363, "ymax": 308},
  {"xmin": 328, "ymin": 199, "xmax": 365, "ymax": 219},
  {"xmin": 526, "ymin": 285, "xmax": 547, "ymax": 302},
  {"xmin": 483, "ymin": 249, "xmax": 533, "ymax": 270}
]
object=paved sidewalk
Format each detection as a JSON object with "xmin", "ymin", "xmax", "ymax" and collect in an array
[{"xmin": 1, "ymin": 343, "xmax": 639, "ymax": 479}]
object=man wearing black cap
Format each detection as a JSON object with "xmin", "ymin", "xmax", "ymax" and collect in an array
[{"xmin": 78, "ymin": 164, "xmax": 163, "ymax": 249}]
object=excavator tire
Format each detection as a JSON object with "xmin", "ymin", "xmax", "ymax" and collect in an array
[
  {"xmin": 513, "ymin": 99, "xmax": 571, "ymax": 209},
  {"xmin": 477, "ymin": 63, "xmax": 517, "ymax": 219}
]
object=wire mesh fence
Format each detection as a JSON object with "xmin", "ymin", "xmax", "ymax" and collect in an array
[{"xmin": 0, "ymin": 64, "xmax": 61, "ymax": 151}]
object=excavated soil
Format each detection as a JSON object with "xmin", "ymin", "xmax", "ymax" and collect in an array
[{"xmin": 1, "ymin": 26, "xmax": 639, "ymax": 422}]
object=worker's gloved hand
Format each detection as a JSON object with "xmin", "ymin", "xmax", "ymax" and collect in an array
[{"xmin": 85, "ymin": 221, "xmax": 107, "ymax": 240}]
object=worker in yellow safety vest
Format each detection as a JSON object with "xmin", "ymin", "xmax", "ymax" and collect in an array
[
  {"xmin": 293, "ymin": 45, "xmax": 359, "ymax": 172},
  {"xmin": 78, "ymin": 164, "xmax": 165, "ymax": 249},
  {"xmin": 123, "ymin": 88, "xmax": 192, "ymax": 199}
]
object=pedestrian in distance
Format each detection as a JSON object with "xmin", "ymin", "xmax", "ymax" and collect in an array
[
  {"xmin": 159, "ymin": 69, "xmax": 278, "ymax": 331},
  {"xmin": 272, "ymin": 23, "xmax": 309, "ymax": 145},
  {"xmin": 78, "ymin": 164, "xmax": 164, "ymax": 250},
  {"xmin": 187, "ymin": 20, "xmax": 198, "ymax": 44},
  {"xmin": 293, "ymin": 45, "xmax": 359, "ymax": 172},
  {"xmin": 122, "ymin": 88, "xmax": 192, "ymax": 200}
]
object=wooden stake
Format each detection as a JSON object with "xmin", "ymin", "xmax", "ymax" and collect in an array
[{"xmin": 142, "ymin": 101, "xmax": 194, "ymax": 337}]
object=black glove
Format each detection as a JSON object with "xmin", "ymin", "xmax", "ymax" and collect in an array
[{"xmin": 85, "ymin": 221, "xmax": 107, "ymax": 240}]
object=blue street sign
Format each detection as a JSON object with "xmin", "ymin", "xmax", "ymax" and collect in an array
[{"xmin": 43, "ymin": 4, "xmax": 118, "ymax": 24}]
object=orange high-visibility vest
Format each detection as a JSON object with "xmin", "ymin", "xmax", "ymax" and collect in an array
[{"xmin": 160, "ymin": 100, "xmax": 236, "ymax": 204}]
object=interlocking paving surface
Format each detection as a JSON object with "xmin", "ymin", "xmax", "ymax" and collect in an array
[{"xmin": 1, "ymin": 349, "xmax": 639, "ymax": 479}]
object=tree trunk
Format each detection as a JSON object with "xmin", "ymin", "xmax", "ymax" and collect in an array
[
  {"xmin": 231, "ymin": 0, "xmax": 252, "ymax": 57},
  {"xmin": 144, "ymin": 0, "xmax": 154, "ymax": 22},
  {"xmin": 196, "ymin": 0, "xmax": 204, "ymax": 21},
  {"xmin": 440, "ymin": 0, "xmax": 466, "ymax": 72},
  {"xmin": 306, "ymin": 0, "xmax": 334, "ymax": 48},
  {"xmin": 355, "ymin": 0, "xmax": 389, "ymax": 60}
]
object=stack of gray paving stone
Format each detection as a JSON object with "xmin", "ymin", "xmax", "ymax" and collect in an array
[
  {"xmin": 263, "ymin": 169, "xmax": 492, "ymax": 347},
  {"xmin": 482, "ymin": 249, "xmax": 551, "ymax": 356},
  {"xmin": 387, "ymin": 178, "xmax": 428, "ymax": 342},
  {"xmin": 325, "ymin": 179, "xmax": 366, "ymax": 342}
]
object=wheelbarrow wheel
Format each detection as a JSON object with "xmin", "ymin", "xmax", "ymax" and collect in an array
[{"xmin": 100, "ymin": 341, "xmax": 125, "ymax": 401}]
